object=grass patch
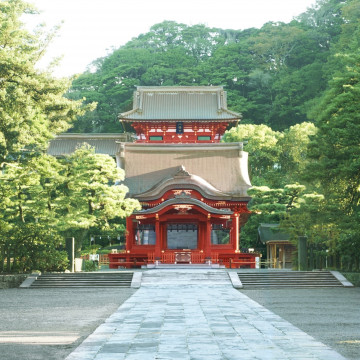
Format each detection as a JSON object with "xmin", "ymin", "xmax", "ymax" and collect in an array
[{"xmin": 342, "ymin": 272, "xmax": 360, "ymax": 287}]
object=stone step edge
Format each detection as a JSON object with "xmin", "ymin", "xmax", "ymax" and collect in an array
[
  {"xmin": 20, "ymin": 273, "xmax": 136, "ymax": 288},
  {"xmin": 238, "ymin": 271, "xmax": 353, "ymax": 287}
]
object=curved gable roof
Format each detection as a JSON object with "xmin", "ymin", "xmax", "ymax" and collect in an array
[
  {"xmin": 136, "ymin": 165, "xmax": 239, "ymax": 201},
  {"xmin": 135, "ymin": 192, "xmax": 233, "ymax": 215},
  {"xmin": 123, "ymin": 142, "xmax": 251, "ymax": 199}
]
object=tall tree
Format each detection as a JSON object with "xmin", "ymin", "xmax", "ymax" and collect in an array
[
  {"xmin": 57, "ymin": 146, "xmax": 140, "ymax": 236},
  {"xmin": 222, "ymin": 124, "xmax": 282, "ymax": 185},
  {"xmin": 0, "ymin": 147, "xmax": 141, "ymax": 272},
  {"xmin": 305, "ymin": 1, "xmax": 360, "ymax": 269},
  {"xmin": 0, "ymin": 0, "xmax": 89, "ymax": 167}
]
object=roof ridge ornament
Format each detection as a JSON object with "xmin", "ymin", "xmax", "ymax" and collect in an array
[
  {"xmin": 174, "ymin": 191, "xmax": 192, "ymax": 199},
  {"xmin": 173, "ymin": 165, "xmax": 190, "ymax": 178}
]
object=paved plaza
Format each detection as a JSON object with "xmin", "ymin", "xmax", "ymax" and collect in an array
[{"xmin": 65, "ymin": 270, "xmax": 347, "ymax": 360}]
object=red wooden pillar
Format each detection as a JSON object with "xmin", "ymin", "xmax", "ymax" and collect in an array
[
  {"xmin": 204, "ymin": 214, "xmax": 212, "ymax": 260},
  {"xmin": 154, "ymin": 214, "xmax": 161, "ymax": 261},
  {"xmin": 231, "ymin": 213, "xmax": 240, "ymax": 253},
  {"xmin": 126, "ymin": 216, "xmax": 134, "ymax": 251}
]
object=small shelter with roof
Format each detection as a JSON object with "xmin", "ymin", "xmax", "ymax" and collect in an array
[{"xmin": 258, "ymin": 223, "xmax": 295, "ymax": 269}]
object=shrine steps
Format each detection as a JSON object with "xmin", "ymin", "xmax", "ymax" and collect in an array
[
  {"xmin": 144, "ymin": 263, "xmax": 225, "ymax": 269},
  {"xmin": 21, "ymin": 269, "xmax": 353, "ymax": 289},
  {"xmin": 23, "ymin": 272, "xmax": 134, "ymax": 288},
  {"xmin": 237, "ymin": 270, "xmax": 352, "ymax": 289}
]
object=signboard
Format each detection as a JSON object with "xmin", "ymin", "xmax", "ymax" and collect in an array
[
  {"xmin": 89, "ymin": 254, "xmax": 99, "ymax": 261},
  {"xmin": 176, "ymin": 122, "xmax": 184, "ymax": 134}
]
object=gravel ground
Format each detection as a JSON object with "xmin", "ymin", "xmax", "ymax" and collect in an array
[
  {"xmin": 0, "ymin": 288, "xmax": 135, "ymax": 360},
  {"xmin": 0, "ymin": 286, "xmax": 359, "ymax": 360},
  {"xmin": 241, "ymin": 287, "xmax": 360, "ymax": 360}
]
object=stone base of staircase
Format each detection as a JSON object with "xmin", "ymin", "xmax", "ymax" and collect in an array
[{"xmin": 144, "ymin": 263, "xmax": 225, "ymax": 269}]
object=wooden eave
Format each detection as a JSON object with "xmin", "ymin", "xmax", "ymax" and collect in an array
[{"xmin": 134, "ymin": 194, "xmax": 233, "ymax": 216}]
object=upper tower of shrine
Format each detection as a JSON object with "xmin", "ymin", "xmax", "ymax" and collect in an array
[{"xmin": 119, "ymin": 86, "xmax": 240, "ymax": 143}]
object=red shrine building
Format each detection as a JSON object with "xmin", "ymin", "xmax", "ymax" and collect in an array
[{"xmin": 108, "ymin": 86, "xmax": 257, "ymax": 268}]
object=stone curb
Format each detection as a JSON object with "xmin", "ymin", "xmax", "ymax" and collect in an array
[
  {"xmin": 19, "ymin": 274, "xmax": 38, "ymax": 288},
  {"xmin": 228, "ymin": 271, "xmax": 243, "ymax": 288},
  {"xmin": 130, "ymin": 272, "xmax": 142, "ymax": 288},
  {"xmin": 330, "ymin": 270, "xmax": 354, "ymax": 287}
]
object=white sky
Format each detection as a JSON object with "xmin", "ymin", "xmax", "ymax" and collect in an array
[{"xmin": 24, "ymin": 0, "xmax": 317, "ymax": 77}]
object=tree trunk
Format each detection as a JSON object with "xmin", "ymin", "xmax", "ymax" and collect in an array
[{"xmin": 6, "ymin": 250, "xmax": 11, "ymax": 273}]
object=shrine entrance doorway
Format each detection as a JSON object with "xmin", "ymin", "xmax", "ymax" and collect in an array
[{"xmin": 167, "ymin": 223, "xmax": 198, "ymax": 250}]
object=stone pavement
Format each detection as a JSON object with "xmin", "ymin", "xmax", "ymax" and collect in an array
[{"xmin": 66, "ymin": 270, "xmax": 346, "ymax": 360}]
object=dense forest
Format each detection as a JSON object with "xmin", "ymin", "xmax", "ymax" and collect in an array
[
  {"xmin": 68, "ymin": 0, "xmax": 346, "ymax": 133},
  {"xmin": 1, "ymin": 0, "xmax": 359, "ymax": 272}
]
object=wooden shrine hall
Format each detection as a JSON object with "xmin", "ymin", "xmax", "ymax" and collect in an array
[{"xmin": 108, "ymin": 86, "xmax": 257, "ymax": 268}]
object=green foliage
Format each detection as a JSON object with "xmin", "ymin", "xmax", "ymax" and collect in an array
[
  {"xmin": 84, "ymin": 260, "xmax": 98, "ymax": 272},
  {"xmin": 226, "ymin": 1, "xmax": 360, "ymax": 268},
  {"xmin": 57, "ymin": 145, "xmax": 141, "ymax": 234},
  {"xmin": 223, "ymin": 123, "xmax": 325, "ymax": 251},
  {"xmin": 0, "ymin": 223, "xmax": 68, "ymax": 273},
  {"xmin": 0, "ymin": 1, "xmax": 139, "ymax": 273},
  {"xmin": 222, "ymin": 124, "xmax": 282, "ymax": 184},
  {"xmin": 0, "ymin": 0, "xmax": 91, "ymax": 166},
  {"xmin": 0, "ymin": 146, "xmax": 140, "ymax": 273},
  {"xmin": 342, "ymin": 272, "xmax": 360, "ymax": 287},
  {"xmin": 304, "ymin": 5, "xmax": 360, "ymax": 269},
  {"xmin": 223, "ymin": 122, "xmax": 316, "ymax": 188}
]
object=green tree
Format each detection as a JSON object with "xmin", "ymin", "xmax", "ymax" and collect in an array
[
  {"xmin": 278, "ymin": 122, "xmax": 317, "ymax": 184},
  {"xmin": 224, "ymin": 123, "xmax": 320, "ymax": 251},
  {"xmin": 306, "ymin": 23, "xmax": 360, "ymax": 269},
  {"xmin": 57, "ymin": 146, "xmax": 140, "ymax": 238},
  {"xmin": 0, "ymin": 1, "xmax": 127, "ymax": 272},
  {"xmin": 240, "ymin": 184, "xmax": 308, "ymax": 250},
  {"xmin": 222, "ymin": 124, "xmax": 282, "ymax": 185},
  {"xmin": 67, "ymin": 1, "xmax": 352, "ymax": 133},
  {"xmin": 0, "ymin": 147, "xmax": 141, "ymax": 272},
  {"xmin": 0, "ymin": 0, "xmax": 89, "ymax": 167},
  {"xmin": 0, "ymin": 153, "xmax": 67, "ymax": 272}
]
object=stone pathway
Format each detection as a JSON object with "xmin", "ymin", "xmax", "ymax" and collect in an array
[{"xmin": 66, "ymin": 270, "xmax": 346, "ymax": 360}]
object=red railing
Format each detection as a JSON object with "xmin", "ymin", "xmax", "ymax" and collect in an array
[
  {"xmin": 161, "ymin": 252, "xmax": 175, "ymax": 263},
  {"xmin": 108, "ymin": 251, "xmax": 258, "ymax": 269},
  {"xmin": 81, "ymin": 254, "xmax": 109, "ymax": 265}
]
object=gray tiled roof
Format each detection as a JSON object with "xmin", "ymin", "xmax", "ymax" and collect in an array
[
  {"xmin": 47, "ymin": 133, "xmax": 132, "ymax": 156},
  {"xmin": 122, "ymin": 142, "xmax": 251, "ymax": 198},
  {"xmin": 120, "ymin": 86, "xmax": 241, "ymax": 121},
  {"xmin": 258, "ymin": 224, "xmax": 290, "ymax": 243}
]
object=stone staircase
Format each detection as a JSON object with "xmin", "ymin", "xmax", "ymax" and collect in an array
[
  {"xmin": 141, "ymin": 269, "xmax": 231, "ymax": 287},
  {"xmin": 237, "ymin": 271, "xmax": 347, "ymax": 289},
  {"xmin": 27, "ymin": 272, "xmax": 134, "ymax": 288}
]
